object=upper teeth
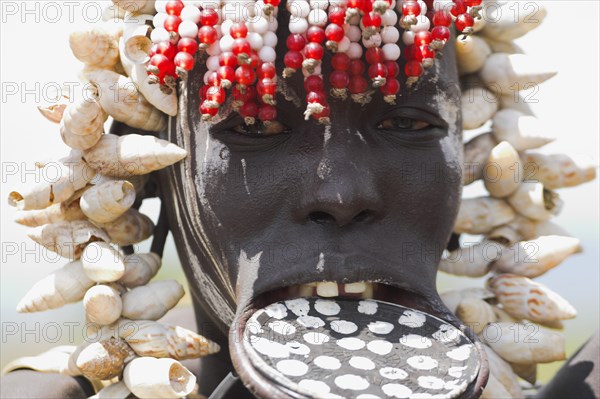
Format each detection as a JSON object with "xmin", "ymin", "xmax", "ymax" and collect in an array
[{"xmin": 300, "ymin": 281, "xmax": 373, "ymax": 299}]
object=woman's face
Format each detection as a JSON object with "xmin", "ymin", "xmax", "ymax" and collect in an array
[{"xmin": 160, "ymin": 12, "xmax": 463, "ymax": 335}]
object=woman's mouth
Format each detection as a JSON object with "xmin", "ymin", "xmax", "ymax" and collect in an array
[{"xmin": 230, "ymin": 280, "xmax": 489, "ymax": 399}]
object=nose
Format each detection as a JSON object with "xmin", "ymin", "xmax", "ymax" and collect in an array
[{"xmin": 294, "ymin": 128, "xmax": 384, "ymax": 227}]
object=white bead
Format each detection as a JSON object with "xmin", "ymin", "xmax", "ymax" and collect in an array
[
  {"xmin": 155, "ymin": 1, "xmax": 167, "ymax": 13},
  {"xmin": 263, "ymin": 31, "xmax": 278, "ymax": 47},
  {"xmin": 329, "ymin": 0, "xmax": 347, "ymax": 7},
  {"xmin": 382, "ymin": 43, "xmax": 401, "ymax": 61},
  {"xmin": 402, "ymin": 30, "xmax": 415, "ymax": 45},
  {"xmin": 219, "ymin": 35, "xmax": 234, "ymax": 51},
  {"xmin": 206, "ymin": 41, "xmax": 221, "ymax": 56},
  {"xmin": 308, "ymin": 8, "xmax": 327, "ymax": 26},
  {"xmin": 150, "ymin": 28, "xmax": 170, "ymax": 43},
  {"xmin": 268, "ymin": 18, "xmax": 278, "ymax": 32},
  {"xmin": 433, "ymin": 0, "xmax": 453, "ymax": 12},
  {"xmin": 249, "ymin": 17, "xmax": 269, "ymax": 34},
  {"xmin": 222, "ymin": 3, "xmax": 243, "ymax": 22},
  {"xmin": 206, "ymin": 56, "xmax": 220, "ymax": 71},
  {"xmin": 302, "ymin": 65, "xmax": 321, "ymax": 77},
  {"xmin": 221, "ymin": 19, "xmax": 233, "ymax": 36},
  {"xmin": 180, "ymin": 6, "xmax": 201, "ymax": 23},
  {"xmin": 347, "ymin": 42, "xmax": 363, "ymax": 59},
  {"xmin": 337, "ymin": 36, "xmax": 351, "ymax": 52},
  {"xmin": 309, "ymin": 0, "xmax": 329, "ymax": 10},
  {"xmin": 346, "ymin": 25, "xmax": 361, "ymax": 42},
  {"xmin": 410, "ymin": 15, "xmax": 431, "ymax": 32},
  {"xmin": 417, "ymin": 0, "xmax": 427, "ymax": 14},
  {"xmin": 153, "ymin": 13, "xmax": 168, "ymax": 29},
  {"xmin": 381, "ymin": 9, "xmax": 397, "ymax": 26},
  {"xmin": 347, "ymin": 13, "xmax": 360, "ymax": 25},
  {"xmin": 259, "ymin": 46, "xmax": 277, "ymax": 63},
  {"xmin": 214, "ymin": 24, "xmax": 222, "ymax": 37},
  {"xmin": 288, "ymin": 0, "xmax": 310, "ymax": 18},
  {"xmin": 178, "ymin": 20, "xmax": 199, "ymax": 38},
  {"xmin": 289, "ymin": 17, "xmax": 308, "ymax": 33},
  {"xmin": 203, "ymin": 70, "xmax": 213, "ymax": 84},
  {"xmin": 381, "ymin": 26, "xmax": 399, "ymax": 43},
  {"xmin": 389, "ymin": 0, "xmax": 396, "ymax": 9},
  {"xmin": 247, "ymin": 32, "xmax": 264, "ymax": 50},
  {"xmin": 362, "ymin": 32, "xmax": 381, "ymax": 48}
]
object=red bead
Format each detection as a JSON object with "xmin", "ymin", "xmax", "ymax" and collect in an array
[
  {"xmin": 365, "ymin": 47, "xmax": 384, "ymax": 64},
  {"xmin": 328, "ymin": 7, "xmax": 346, "ymax": 25},
  {"xmin": 431, "ymin": 26, "xmax": 450, "ymax": 41},
  {"xmin": 219, "ymin": 52, "xmax": 238, "ymax": 67},
  {"xmin": 257, "ymin": 63, "xmax": 276, "ymax": 79},
  {"xmin": 284, "ymin": 51, "xmax": 303, "ymax": 69},
  {"xmin": 420, "ymin": 44, "xmax": 435, "ymax": 60},
  {"xmin": 230, "ymin": 22, "xmax": 248, "ymax": 38},
  {"xmin": 329, "ymin": 70, "xmax": 350, "ymax": 88},
  {"xmin": 286, "ymin": 34, "xmax": 306, "ymax": 51},
  {"xmin": 239, "ymin": 101, "xmax": 258, "ymax": 118},
  {"xmin": 465, "ymin": 0, "xmax": 482, "ymax": 6},
  {"xmin": 331, "ymin": 53, "xmax": 351, "ymax": 71},
  {"xmin": 257, "ymin": 78, "xmax": 277, "ymax": 96},
  {"xmin": 325, "ymin": 23, "xmax": 344, "ymax": 42},
  {"xmin": 304, "ymin": 75, "xmax": 324, "ymax": 92},
  {"xmin": 368, "ymin": 63, "xmax": 388, "ymax": 79},
  {"xmin": 405, "ymin": 60, "xmax": 424, "ymax": 77},
  {"xmin": 153, "ymin": 41, "xmax": 176, "ymax": 59},
  {"xmin": 198, "ymin": 26, "xmax": 218, "ymax": 44},
  {"xmin": 249, "ymin": 51, "xmax": 260, "ymax": 68},
  {"xmin": 199, "ymin": 9, "xmax": 219, "ymax": 26},
  {"xmin": 307, "ymin": 26, "xmax": 326, "ymax": 43},
  {"xmin": 199, "ymin": 85, "xmax": 210, "ymax": 101},
  {"xmin": 174, "ymin": 51, "xmax": 195, "ymax": 71},
  {"xmin": 217, "ymin": 65, "xmax": 235, "ymax": 82},
  {"xmin": 258, "ymin": 104, "xmax": 277, "ymax": 121},
  {"xmin": 200, "ymin": 101, "xmax": 219, "ymax": 116},
  {"xmin": 164, "ymin": 15, "xmax": 182, "ymax": 32},
  {"xmin": 177, "ymin": 38, "xmax": 198, "ymax": 55},
  {"xmin": 304, "ymin": 42, "xmax": 324, "ymax": 60},
  {"xmin": 402, "ymin": 1, "xmax": 421, "ymax": 16},
  {"xmin": 165, "ymin": 0, "xmax": 184, "ymax": 16},
  {"xmin": 451, "ymin": 0, "xmax": 467, "ymax": 16},
  {"xmin": 233, "ymin": 85, "xmax": 257, "ymax": 102},
  {"xmin": 384, "ymin": 61, "xmax": 399, "ymax": 78},
  {"xmin": 349, "ymin": 59, "xmax": 365, "ymax": 75},
  {"xmin": 361, "ymin": 11, "xmax": 381, "ymax": 28},
  {"xmin": 232, "ymin": 38, "xmax": 251, "ymax": 56},
  {"xmin": 362, "ymin": 0, "xmax": 372, "ymax": 12},
  {"xmin": 348, "ymin": 76, "xmax": 368, "ymax": 94},
  {"xmin": 414, "ymin": 30, "xmax": 432, "ymax": 45},
  {"xmin": 405, "ymin": 44, "xmax": 423, "ymax": 61},
  {"xmin": 206, "ymin": 71, "xmax": 221, "ymax": 86},
  {"xmin": 306, "ymin": 91, "xmax": 326, "ymax": 105},
  {"xmin": 207, "ymin": 85, "xmax": 226, "ymax": 104},
  {"xmin": 264, "ymin": 0, "xmax": 280, "ymax": 6},
  {"xmin": 149, "ymin": 54, "xmax": 176, "ymax": 78},
  {"xmin": 348, "ymin": 0, "xmax": 365, "ymax": 9},
  {"xmin": 432, "ymin": 10, "xmax": 452, "ymax": 26},
  {"xmin": 455, "ymin": 13, "xmax": 475, "ymax": 32},
  {"xmin": 380, "ymin": 78, "xmax": 400, "ymax": 95},
  {"xmin": 235, "ymin": 65, "xmax": 256, "ymax": 85}
]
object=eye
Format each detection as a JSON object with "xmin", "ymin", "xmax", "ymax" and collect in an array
[
  {"xmin": 377, "ymin": 117, "xmax": 431, "ymax": 131},
  {"xmin": 231, "ymin": 120, "xmax": 289, "ymax": 136}
]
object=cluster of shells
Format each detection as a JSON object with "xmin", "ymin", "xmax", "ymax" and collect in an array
[
  {"xmin": 5, "ymin": 2, "xmax": 222, "ymax": 398},
  {"xmin": 442, "ymin": 3, "xmax": 597, "ymax": 398}
]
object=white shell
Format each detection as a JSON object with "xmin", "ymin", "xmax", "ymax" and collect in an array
[
  {"xmin": 454, "ymin": 196, "xmax": 515, "ymax": 234},
  {"xmin": 463, "ymin": 132, "xmax": 497, "ymax": 185},
  {"xmin": 119, "ymin": 252, "xmax": 162, "ymax": 288},
  {"xmin": 520, "ymin": 152, "xmax": 598, "ymax": 190},
  {"xmin": 493, "ymin": 235, "xmax": 581, "ymax": 278},
  {"xmin": 84, "ymin": 284, "xmax": 123, "ymax": 325},
  {"xmin": 481, "ymin": 346, "xmax": 523, "ymax": 398},
  {"xmin": 69, "ymin": 25, "xmax": 122, "ymax": 70},
  {"xmin": 439, "ymin": 240, "xmax": 503, "ymax": 278},
  {"xmin": 84, "ymin": 69, "xmax": 167, "ymax": 132},
  {"xmin": 1, "ymin": 346, "xmax": 80, "ymax": 377},
  {"xmin": 456, "ymin": 35, "xmax": 491, "ymax": 75},
  {"xmin": 14, "ymin": 200, "xmax": 86, "ymax": 227},
  {"xmin": 488, "ymin": 274, "xmax": 577, "ymax": 323},
  {"xmin": 76, "ymin": 337, "xmax": 136, "ymax": 380},
  {"xmin": 121, "ymin": 280, "xmax": 184, "ymax": 320},
  {"xmin": 461, "ymin": 87, "xmax": 498, "ymax": 130},
  {"xmin": 83, "ymin": 134, "xmax": 187, "ymax": 178},
  {"xmin": 483, "ymin": 141, "xmax": 522, "ymax": 198},
  {"xmin": 509, "ymin": 215, "xmax": 571, "ymax": 241},
  {"xmin": 507, "ymin": 181, "xmax": 562, "ymax": 221},
  {"xmin": 492, "ymin": 109, "xmax": 554, "ymax": 152},
  {"xmin": 16, "ymin": 260, "xmax": 94, "ymax": 313},
  {"xmin": 82, "ymin": 242, "xmax": 126, "ymax": 283},
  {"xmin": 27, "ymin": 220, "xmax": 109, "ymax": 260},
  {"xmin": 455, "ymin": 297, "xmax": 496, "ymax": 335},
  {"xmin": 123, "ymin": 357, "xmax": 196, "ymax": 399},
  {"xmin": 113, "ymin": 0, "xmax": 156, "ymax": 15},
  {"xmin": 80, "ymin": 180, "xmax": 136, "ymax": 224},
  {"xmin": 481, "ymin": 54, "xmax": 557, "ymax": 95},
  {"xmin": 88, "ymin": 381, "xmax": 131, "ymax": 399},
  {"xmin": 481, "ymin": 3, "xmax": 547, "ymax": 42},
  {"xmin": 440, "ymin": 287, "xmax": 495, "ymax": 314},
  {"xmin": 99, "ymin": 208, "xmax": 155, "ymax": 246},
  {"xmin": 121, "ymin": 320, "xmax": 221, "ymax": 359},
  {"xmin": 482, "ymin": 322, "xmax": 566, "ymax": 364},
  {"xmin": 60, "ymin": 92, "xmax": 108, "ymax": 151}
]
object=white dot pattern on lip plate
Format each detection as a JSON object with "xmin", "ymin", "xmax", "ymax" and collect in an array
[{"xmin": 244, "ymin": 298, "xmax": 481, "ymax": 399}]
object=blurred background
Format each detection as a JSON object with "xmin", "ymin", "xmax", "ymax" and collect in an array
[{"xmin": 1, "ymin": 0, "xmax": 598, "ymax": 384}]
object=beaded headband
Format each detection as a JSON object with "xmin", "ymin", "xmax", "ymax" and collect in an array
[{"xmin": 4, "ymin": 0, "xmax": 598, "ymax": 398}]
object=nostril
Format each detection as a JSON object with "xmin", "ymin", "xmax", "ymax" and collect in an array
[
  {"xmin": 352, "ymin": 210, "xmax": 371, "ymax": 223},
  {"xmin": 308, "ymin": 211, "xmax": 336, "ymax": 224}
]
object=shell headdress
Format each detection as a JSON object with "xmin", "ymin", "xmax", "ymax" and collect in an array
[{"xmin": 4, "ymin": 0, "xmax": 597, "ymax": 398}]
